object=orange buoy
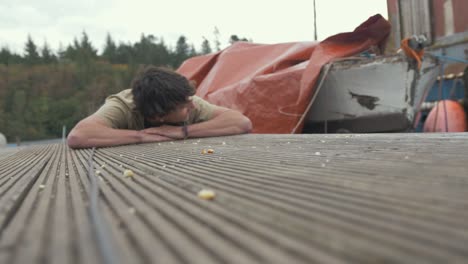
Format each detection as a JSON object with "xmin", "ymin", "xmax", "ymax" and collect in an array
[{"xmin": 423, "ymin": 100, "xmax": 467, "ymax": 132}]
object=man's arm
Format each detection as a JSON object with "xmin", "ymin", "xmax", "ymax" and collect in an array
[
  {"xmin": 67, "ymin": 115, "xmax": 171, "ymax": 149},
  {"xmin": 143, "ymin": 107, "xmax": 252, "ymax": 139}
]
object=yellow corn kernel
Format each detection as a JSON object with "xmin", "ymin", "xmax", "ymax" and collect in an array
[
  {"xmin": 198, "ymin": 189, "xmax": 215, "ymax": 200},
  {"xmin": 123, "ymin": 169, "xmax": 134, "ymax": 178}
]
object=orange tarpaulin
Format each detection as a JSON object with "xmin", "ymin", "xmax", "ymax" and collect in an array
[{"xmin": 178, "ymin": 14, "xmax": 391, "ymax": 133}]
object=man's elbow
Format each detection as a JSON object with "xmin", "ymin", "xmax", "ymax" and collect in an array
[
  {"xmin": 239, "ymin": 116, "xmax": 253, "ymax": 134},
  {"xmin": 67, "ymin": 130, "xmax": 86, "ymax": 149}
]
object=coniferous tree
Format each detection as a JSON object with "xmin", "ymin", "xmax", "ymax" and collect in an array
[
  {"xmin": 134, "ymin": 34, "xmax": 156, "ymax": 65},
  {"xmin": 115, "ymin": 42, "xmax": 134, "ymax": 64},
  {"xmin": 57, "ymin": 43, "xmax": 66, "ymax": 61},
  {"xmin": 229, "ymin": 34, "xmax": 249, "ymax": 45},
  {"xmin": 201, "ymin": 37, "xmax": 212, "ymax": 54},
  {"xmin": 189, "ymin": 44, "xmax": 197, "ymax": 57},
  {"xmin": 153, "ymin": 38, "xmax": 170, "ymax": 66},
  {"xmin": 173, "ymin": 35, "xmax": 190, "ymax": 68},
  {"xmin": 0, "ymin": 47, "xmax": 12, "ymax": 65},
  {"xmin": 102, "ymin": 33, "xmax": 117, "ymax": 63},
  {"xmin": 41, "ymin": 42, "xmax": 56, "ymax": 64},
  {"xmin": 61, "ymin": 38, "xmax": 79, "ymax": 61},
  {"xmin": 78, "ymin": 31, "xmax": 98, "ymax": 61},
  {"xmin": 213, "ymin": 27, "xmax": 221, "ymax": 51},
  {"xmin": 24, "ymin": 35, "xmax": 40, "ymax": 65}
]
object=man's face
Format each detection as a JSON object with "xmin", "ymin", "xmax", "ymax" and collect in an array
[{"xmin": 147, "ymin": 97, "xmax": 195, "ymax": 125}]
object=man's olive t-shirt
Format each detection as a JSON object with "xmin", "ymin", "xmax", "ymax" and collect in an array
[{"xmin": 94, "ymin": 89, "xmax": 216, "ymax": 129}]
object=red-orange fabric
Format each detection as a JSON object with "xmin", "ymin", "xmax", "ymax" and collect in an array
[
  {"xmin": 423, "ymin": 100, "xmax": 468, "ymax": 132},
  {"xmin": 178, "ymin": 15, "xmax": 391, "ymax": 133}
]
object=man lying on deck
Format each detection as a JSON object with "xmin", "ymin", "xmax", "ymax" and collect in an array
[{"xmin": 67, "ymin": 66, "xmax": 252, "ymax": 149}]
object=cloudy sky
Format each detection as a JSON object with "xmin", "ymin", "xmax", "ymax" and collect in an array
[{"xmin": 0, "ymin": 0, "xmax": 388, "ymax": 54}]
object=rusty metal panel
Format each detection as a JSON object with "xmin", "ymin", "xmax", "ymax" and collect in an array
[
  {"xmin": 399, "ymin": 0, "xmax": 433, "ymax": 42},
  {"xmin": 452, "ymin": 0, "xmax": 468, "ymax": 34},
  {"xmin": 439, "ymin": 0, "xmax": 468, "ymax": 37},
  {"xmin": 433, "ymin": 0, "xmax": 446, "ymax": 39},
  {"xmin": 399, "ymin": 0, "xmax": 467, "ymax": 40},
  {"xmin": 1, "ymin": 134, "xmax": 468, "ymax": 263},
  {"xmin": 387, "ymin": 0, "xmax": 402, "ymax": 52}
]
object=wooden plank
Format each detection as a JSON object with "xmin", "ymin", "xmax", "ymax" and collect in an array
[{"xmin": 0, "ymin": 133, "xmax": 467, "ymax": 263}]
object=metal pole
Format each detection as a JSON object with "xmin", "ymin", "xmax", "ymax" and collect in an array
[
  {"xmin": 62, "ymin": 125, "xmax": 66, "ymax": 144},
  {"xmin": 314, "ymin": 0, "xmax": 318, "ymax": 41}
]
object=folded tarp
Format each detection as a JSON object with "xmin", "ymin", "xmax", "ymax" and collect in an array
[{"xmin": 178, "ymin": 14, "xmax": 391, "ymax": 133}]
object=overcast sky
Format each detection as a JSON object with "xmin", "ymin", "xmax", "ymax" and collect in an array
[{"xmin": 0, "ymin": 0, "xmax": 388, "ymax": 55}]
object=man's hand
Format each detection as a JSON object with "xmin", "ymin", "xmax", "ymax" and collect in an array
[
  {"xmin": 142, "ymin": 125, "xmax": 184, "ymax": 139},
  {"xmin": 142, "ymin": 107, "xmax": 252, "ymax": 140}
]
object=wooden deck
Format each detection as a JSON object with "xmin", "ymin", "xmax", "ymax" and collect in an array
[{"xmin": 1, "ymin": 133, "xmax": 468, "ymax": 264}]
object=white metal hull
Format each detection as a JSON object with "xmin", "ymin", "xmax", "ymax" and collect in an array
[{"xmin": 304, "ymin": 55, "xmax": 439, "ymax": 133}]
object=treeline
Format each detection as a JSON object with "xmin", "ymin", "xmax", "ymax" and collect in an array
[{"xmin": 0, "ymin": 32, "xmax": 249, "ymax": 143}]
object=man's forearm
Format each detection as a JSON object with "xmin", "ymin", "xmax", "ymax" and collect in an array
[
  {"xmin": 140, "ymin": 110, "xmax": 252, "ymax": 140},
  {"xmin": 68, "ymin": 126, "xmax": 143, "ymax": 148},
  {"xmin": 186, "ymin": 110, "xmax": 252, "ymax": 138}
]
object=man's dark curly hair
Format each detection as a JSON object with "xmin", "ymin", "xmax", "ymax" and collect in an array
[{"xmin": 131, "ymin": 66, "xmax": 195, "ymax": 118}]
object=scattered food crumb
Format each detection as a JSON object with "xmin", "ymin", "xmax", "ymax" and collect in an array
[
  {"xmin": 198, "ymin": 189, "xmax": 216, "ymax": 200},
  {"xmin": 176, "ymin": 159, "xmax": 181, "ymax": 162},
  {"xmin": 320, "ymin": 140, "xmax": 326, "ymax": 143},
  {"xmin": 222, "ymin": 142, "xmax": 226, "ymax": 145},
  {"xmin": 101, "ymin": 164, "xmax": 106, "ymax": 168},
  {"xmin": 123, "ymin": 169, "xmax": 134, "ymax": 178},
  {"xmin": 315, "ymin": 152, "xmax": 321, "ymax": 156},
  {"xmin": 201, "ymin": 148, "xmax": 215, "ymax": 154},
  {"xmin": 326, "ymin": 159, "xmax": 330, "ymax": 163},
  {"xmin": 119, "ymin": 154, "xmax": 123, "ymax": 157},
  {"xmin": 95, "ymin": 170, "xmax": 101, "ymax": 175},
  {"xmin": 39, "ymin": 184, "xmax": 46, "ymax": 189},
  {"xmin": 321, "ymin": 163, "xmax": 326, "ymax": 167}
]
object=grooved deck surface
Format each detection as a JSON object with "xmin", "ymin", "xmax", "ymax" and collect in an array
[{"xmin": 1, "ymin": 133, "xmax": 468, "ymax": 264}]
